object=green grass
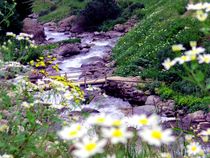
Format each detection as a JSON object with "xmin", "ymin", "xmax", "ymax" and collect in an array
[
  {"xmin": 33, "ymin": 0, "xmax": 89, "ymax": 23},
  {"xmin": 113, "ymin": 0, "xmax": 210, "ymax": 112}
]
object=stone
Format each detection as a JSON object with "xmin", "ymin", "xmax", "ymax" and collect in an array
[
  {"xmin": 22, "ymin": 18, "xmax": 45, "ymax": 43},
  {"xmin": 114, "ymin": 24, "xmax": 126, "ymax": 32},
  {"xmin": 132, "ymin": 105, "xmax": 156, "ymax": 115},
  {"xmin": 81, "ymin": 108, "xmax": 100, "ymax": 114},
  {"xmin": 58, "ymin": 15, "xmax": 77, "ymax": 30},
  {"xmin": 58, "ymin": 44, "xmax": 81, "ymax": 57},
  {"xmin": 145, "ymin": 95, "xmax": 161, "ymax": 105},
  {"xmin": 70, "ymin": 16, "xmax": 86, "ymax": 33},
  {"xmin": 206, "ymin": 112, "xmax": 210, "ymax": 122},
  {"xmin": 183, "ymin": 111, "xmax": 206, "ymax": 124}
]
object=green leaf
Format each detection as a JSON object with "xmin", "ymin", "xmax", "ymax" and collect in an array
[
  {"xmin": 26, "ymin": 112, "xmax": 36, "ymax": 124},
  {"xmin": 195, "ymin": 71, "xmax": 205, "ymax": 83}
]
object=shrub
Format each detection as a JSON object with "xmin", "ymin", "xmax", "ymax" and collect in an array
[{"xmin": 80, "ymin": 0, "xmax": 121, "ymax": 30}]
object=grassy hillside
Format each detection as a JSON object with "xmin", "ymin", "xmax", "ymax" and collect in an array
[
  {"xmin": 33, "ymin": 0, "xmax": 89, "ymax": 22},
  {"xmin": 113, "ymin": 0, "xmax": 210, "ymax": 112}
]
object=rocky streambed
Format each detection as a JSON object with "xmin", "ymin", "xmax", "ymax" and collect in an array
[{"xmin": 39, "ymin": 18, "xmax": 210, "ymax": 138}]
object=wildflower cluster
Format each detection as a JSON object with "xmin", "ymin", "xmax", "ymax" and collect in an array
[
  {"xmin": 30, "ymin": 55, "xmax": 59, "ymax": 76},
  {"xmin": 187, "ymin": 2, "xmax": 210, "ymax": 21},
  {"xmin": 184, "ymin": 128, "xmax": 209, "ymax": 158},
  {"xmin": 58, "ymin": 113, "xmax": 175, "ymax": 158},
  {"xmin": 162, "ymin": 42, "xmax": 209, "ymax": 70},
  {"xmin": 16, "ymin": 77, "xmax": 84, "ymax": 109},
  {"xmin": 0, "ymin": 32, "xmax": 40, "ymax": 63}
]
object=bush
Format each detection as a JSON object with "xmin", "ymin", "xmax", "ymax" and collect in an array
[{"xmin": 80, "ymin": 0, "xmax": 121, "ymax": 30}]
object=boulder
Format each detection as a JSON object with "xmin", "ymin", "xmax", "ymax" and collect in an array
[
  {"xmin": 22, "ymin": 18, "xmax": 45, "ymax": 43},
  {"xmin": 182, "ymin": 111, "xmax": 206, "ymax": 124},
  {"xmin": 58, "ymin": 44, "xmax": 81, "ymax": 57},
  {"xmin": 133, "ymin": 105, "xmax": 156, "ymax": 115},
  {"xmin": 58, "ymin": 15, "xmax": 77, "ymax": 30},
  {"xmin": 70, "ymin": 16, "xmax": 86, "ymax": 33},
  {"xmin": 114, "ymin": 24, "xmax": 126, "ymax": 32},
  {"xmin": 145, "ymin": 95, "xmax": 161, "ymax": 105}
]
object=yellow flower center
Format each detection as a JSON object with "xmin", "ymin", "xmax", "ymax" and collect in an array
[
  {"xmin": 172, "ymin": 45, "xmax": 182, "ymax": 52},
  {"xmin": 112, "ymin": 120, "xmax": 122, "ymax": 126},
  {"xmin": 76, "ymin": 125, "xmax": 81, "ymax": 130},
  {"xmin": 191, "ymin": 146, "xmax": 197, "ymax": 152},
  {"xmin": 204, "ymin": 57, "xmax": 210, "ymax": 63},
  {"xmin": 112, "ymin": 129, "xmax": 123, "ymax": 137},
  {"xmin": 85, "ymin": 143, "xmax": 96, "ymax": 152},
  {"xmin": 68, "ymin": 130, "xmax": 78, "ymax": 137},
  {"xmin": 138, "ymin": 118, "xmax": 148, "ymax": 125},
  {"xmin": 151, "ymin": 130, "xmax": 162, "ymax": 140},
  {"xmin": 96, "ymin": 117, "xmax": 105, "ymax": 123},
  {"xmin": 181, "ymin": 56, "xmax": 188, "ymax": 61}
]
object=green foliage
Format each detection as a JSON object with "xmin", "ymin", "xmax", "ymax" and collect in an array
[
  {"xmin": 157, "ymin": 85, "xmax": 210, "ymax": 112},
  {"xmin": 0, "ymin": 34, "xmax": 42, "ymax": 64},
  {"xmin": 113, "ymin": 0, "xmax": 201, "ymax": 78},
  {"xmin": 34, "ymin": 0, "xmax": 88, "ymax": 23},
  {"xmin": 80, "ymin": 0, "xmax": 121, "ymax": 31}
]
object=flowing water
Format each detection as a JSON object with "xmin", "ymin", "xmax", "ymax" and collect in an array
[{"xmin": 45, "ymin": 28, "xmax": 133, "ymax": 118}]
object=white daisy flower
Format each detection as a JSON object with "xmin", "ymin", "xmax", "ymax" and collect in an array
[
  {"xmin": 196, "ymin": 10, "xmax": 208, "ymax": 21},
  {"xmin": 58, "ymin": 123, "xmax": 86, "ymax": 140},
  {"xmin": 204, "ymin": 2, "xmax": 210, "ymax": 12},
  {"xmin": 176, "ymin": 55, "xmax": 191, "ymax": 64},
  {"xmin": 187, "ymin": 142, "xmax": 203, "ymax": 156},
  {"xmin": 187, "ymin": 3, "xmax": 206, "ymax": 10},
  {"xmin": 73, "ymin": 136, "xmax": 106, "ymax": 158},
  {"xmin": 172, "ymin": 44, "xmax": 186, "ymax": 52},
  {"xmin": 86, "ymin": 113, "xmax": 109, "ymax": 126},
  {"xmin": 162, "ymin": 58, "xmax": 176, "ymax": 70},
  {"xmin": 198, "ymin": 54, "xmax": 210, "ymax": 64},
  {"xmin": 102, "ymin": 127, "xmax": 133, "ymax": 144},
  {"xmin": 128, "ymin": 114, "xmax": 159, "ymax": 129},
  {"xmin": 138, "ymin": 126, "xmax": 175, "ymax": 146}
]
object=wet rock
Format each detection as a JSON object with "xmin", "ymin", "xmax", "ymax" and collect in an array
[
  {"xmin": 22, "ymin": 18, "xmax": 45, "ymax": 43},
  {"xmin": 81, "ymin": 108, "xmax": 100, "ymax": 114},
  {"xmin": 106, "ymin": 31, "xmax": 123, "ymax": 38},
  {"xmin": 133, "ymin": 105, "xmax": 156, "ymax": 115},
  {"xmin": 58, "ymin": 44, "xmax": 81, "ymax": 57},
  {"xmin": 114, "ymin": 24, "xmax": 126, "ymax": 32}
]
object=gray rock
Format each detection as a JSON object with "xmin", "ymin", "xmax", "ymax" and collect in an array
[
  {"xmin": 183, "ymin": 111, "xmax": 206, "ymax": 124},
  {"xmin": 58, "ymin": 44, "xmax": 80, "ymax": 57},
  {"xmin": 133, "ymin": 105, "xmax": 156, "ymax": 115},
  {"xmin": 145, "ymin": 95, "xmax": 161, "ymax": 105},
  {"xmin": 22, "ymin": 18, "xmax": 45, "ymax": 43}
]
